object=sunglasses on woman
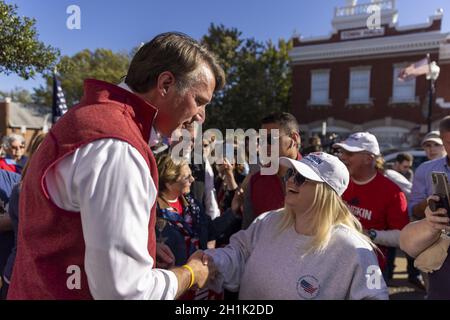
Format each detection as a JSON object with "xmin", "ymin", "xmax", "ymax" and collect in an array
[{"xmin": 283, "ymin": 168, "xmax": 308, "ymax": 187}]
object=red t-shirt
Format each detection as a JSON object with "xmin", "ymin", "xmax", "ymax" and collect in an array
[
  {"xmin": 166, "ymin": 197, "xmax": 183, "ymax": 215},
  {"xmin": 342, "ymin": 172, "xmax": 409, "ymax": 269}
]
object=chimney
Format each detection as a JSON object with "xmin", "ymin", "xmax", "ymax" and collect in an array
[{"xmin": 0, "ymin": 97, "xmax": 10, "ymax": 138}]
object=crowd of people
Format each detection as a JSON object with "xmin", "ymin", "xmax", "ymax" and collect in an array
[{"xmin": 0, "ymin": 31, "xmax": 449, "ymax": 300}]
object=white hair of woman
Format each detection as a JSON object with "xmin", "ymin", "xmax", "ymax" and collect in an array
[{"xmin": 3, "ymin": 134, "xmax": 25, "ymax": 149}]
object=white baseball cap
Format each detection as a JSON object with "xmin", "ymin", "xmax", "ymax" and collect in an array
[
  {"xmin": 421, "ymin": 131, "xmax": 443, "ymax": 146},
  {"xmin": 280, "ymin": 152, "xmax": 350, "ymax": 196},
  {"xmin": 333, "ymin": 132, "xmax": 380, "ymax": 156}
]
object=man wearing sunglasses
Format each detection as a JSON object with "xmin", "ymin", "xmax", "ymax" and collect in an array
[
  {"xmin": 240, "ymin": 112, "xmax": 302, "ymax": 229},
  {"xmin": 334, "ymin": 132, "xmax": 409, "ymax": 280}
]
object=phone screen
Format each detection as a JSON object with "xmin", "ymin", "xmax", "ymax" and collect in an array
[{"xmin": 431, "ymin": 172, "xmax": 450, "ymax": 208}]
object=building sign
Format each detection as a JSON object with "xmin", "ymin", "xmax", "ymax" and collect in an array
[{"xmin": 341, "ymin": 27, "xmax": 385, "ymax": 40}]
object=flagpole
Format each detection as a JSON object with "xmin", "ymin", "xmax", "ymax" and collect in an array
[
  {"xmin": 426, "ymin": 54, "xmax": 433, "ymax": 132},
  {"xmin": 427, "ymin": 79, "xmax": 435, "ymax": 133},
  {"xmin": 52, "ymin": 69, "xmax": 57, "ymax": 125}
]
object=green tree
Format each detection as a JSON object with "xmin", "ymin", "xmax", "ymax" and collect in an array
[
  {"xmin": 0, "ymin": 1, "xmax": 59, "ymax": 79},
  {"xmin": 0, "ymin": 87, "xmax": 33, "ymax": 104},
  {"xmin": 201, "ymin": 24, "xmax": 292, "ymax": 131},
  {"xmin": 33, "ymin": 49, "xmax": 130, "ymax": 107}
]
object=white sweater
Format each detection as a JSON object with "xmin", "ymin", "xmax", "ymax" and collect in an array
[{"xmin": 206, "ymin": 210, "xmax": 389, "ymax": 300}]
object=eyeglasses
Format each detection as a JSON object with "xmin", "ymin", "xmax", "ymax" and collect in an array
[
  {"xmin": 283, "ymin": 168, "xmax": 308, "ymax": 187},
  {"xmin": 179, "ymin": 174, "xmax": 194, "ymax": 182},
  {"xmin": 10, "ymin": 145, "xmax": 25, "ymax": 151}
]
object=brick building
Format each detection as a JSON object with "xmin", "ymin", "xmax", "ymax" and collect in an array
[
  {"xmin": 290, "ymin": 0, "xmax": 450, "ymax": 150},
  {"xmin": 0, "ymin": 98, "xmax": 51, "ymax": 152}
]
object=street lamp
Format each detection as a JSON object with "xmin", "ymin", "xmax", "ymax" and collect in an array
[{"xmin": 427, "ymin": 60, "xmax": 440, "ymax": 132}]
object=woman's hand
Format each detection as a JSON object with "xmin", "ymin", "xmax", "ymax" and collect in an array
[
  {"xmin": 231, "ymin": 188, "xmax": 244, "ymax": 215},
  {"xmin": 221, "ymin": 159, "xmax": 238, "ymax": 191},
  {"xmin": 222, "ymin": 158, "xmax": 234, "ymax": 175}
]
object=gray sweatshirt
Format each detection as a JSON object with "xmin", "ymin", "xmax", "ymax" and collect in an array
[{"xmin": 206, "ymin": 210, "xmax": 389, "ymax": 300}]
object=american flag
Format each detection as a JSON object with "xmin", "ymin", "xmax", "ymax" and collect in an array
[
  {"xmin": 52, "ymin": 72, "xmax": 68, "ymax": 124},
  {"xmin": 398, "ymin": 56, "xmax": 430, "ymax": 82},
  {"xmin": 300, "ymin": 279, "xmax": 318, "ymax": 295}
]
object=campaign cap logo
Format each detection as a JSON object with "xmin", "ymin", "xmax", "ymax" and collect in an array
[{"xmin": 304, "ymin": 153, "xmax": 323, "ymax": 167}]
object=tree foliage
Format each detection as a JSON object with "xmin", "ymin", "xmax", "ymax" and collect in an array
[
  {"xmin": 0, "ymin": 1, "xmax": 59, "ymax": 79},
  {"xmin": 33, "ymin": 49, "xmax": 130, "ymax": 107},
  {"xmin": 0, "ymin": 87, "xmax": 33, "ymax": 104},
  {"xmin": 201, "ymin": 23, "xmax": 293, "ymax": 131},
  {"xmin": 28, "ymin": 23, "xmax": 293, "ymax": 127}
]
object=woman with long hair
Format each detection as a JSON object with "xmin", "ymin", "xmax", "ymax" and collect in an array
[{"xmin": 205, "ymin": 152, "xmax": 388, "ymax": 299}]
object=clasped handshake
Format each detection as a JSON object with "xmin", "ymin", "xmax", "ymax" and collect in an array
[
  {"xmin": 156, "ymin": 243, "xmax": 217, "ymax": 290},
  {"xmin": 183, "ymin": 250, "xmax": 217, "ymax": 288}
]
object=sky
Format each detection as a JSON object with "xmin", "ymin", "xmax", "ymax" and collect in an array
[{"xmin": 1, "ymin": 0, "xmax": 450, "ymax": 92}]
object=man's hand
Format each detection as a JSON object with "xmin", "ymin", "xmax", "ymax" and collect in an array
[
  {"xmin": 186, "ymin": 250, "xmax": 216, "ymax": 288},
  {"xmin": 156, "ymin": 243, "xmax": 175, "ymax": 269},
  {"xmin": 425, "ymin": 195, "xmax": 450, "ymax": 233}
]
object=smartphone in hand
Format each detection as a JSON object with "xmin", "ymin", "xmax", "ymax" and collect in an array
[{"xmin": 429, "ymin": 172, "xmax": 450, "ymax": 217}]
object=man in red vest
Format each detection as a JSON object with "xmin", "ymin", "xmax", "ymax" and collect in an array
[
  {"xmin": 8, "ymin": 32, "xmax": 225, "ymax": 300},
  {"xmin": 240, "ymin": 112, "xmax": 302, "ymax": 229}
]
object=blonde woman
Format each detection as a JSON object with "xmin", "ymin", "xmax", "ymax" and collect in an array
[{"xmin": 205, "ymin": 152, "xmax": 388, "ymax": 300}]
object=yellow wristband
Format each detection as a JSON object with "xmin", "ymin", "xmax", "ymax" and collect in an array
[{"xmin": 182, "ymin": 264, "xmax": 195, "ymax": 289}]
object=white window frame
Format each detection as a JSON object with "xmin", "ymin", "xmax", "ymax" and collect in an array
[
  {"xmin": 309, "ymin": 69, "xmax": 331, "ymax": 106},
  {"xmin": 391, "ymin": 64, "xmax": 417, "ymax": 104},
  {"xmin": 348, "ymin": 67, "xmax": 371, "ymax": 104}
]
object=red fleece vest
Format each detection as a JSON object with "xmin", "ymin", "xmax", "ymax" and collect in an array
[{"xmin": 8, "ymin": 79, "xmax": 159, "ymax": 300}]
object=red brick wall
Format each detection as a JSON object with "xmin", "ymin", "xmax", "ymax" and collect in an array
[
  {"xmin": 436, "ymin": 63, "xmax": 450, "ymax": 103},
  {"xmin": 291, "ymin": 53, "xmax": 450, "ymax": 126},
  {"xmin": 0, "ymin": 102, "xmax": 9, "ymax": 138}
]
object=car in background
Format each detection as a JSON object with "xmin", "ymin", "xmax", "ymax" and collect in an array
[{"xmin": 382, "ymin": 149, "xmax": 428, "ymax": 172}]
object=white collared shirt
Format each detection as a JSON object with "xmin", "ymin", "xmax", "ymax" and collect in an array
[{"xmin": 44, "ymin": 83, "xmax": 178, "ymax": 300}]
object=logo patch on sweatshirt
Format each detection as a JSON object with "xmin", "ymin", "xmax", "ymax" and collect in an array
[{"xmin": 297, "ymin": 275, "xmax": 320, "ymax": 299}]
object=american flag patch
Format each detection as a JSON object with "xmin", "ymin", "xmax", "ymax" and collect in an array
[
  {"xmin": 297, "ymin": 275, "xmax": 320, "ymax": 299},
  {"xmin": 300, "ymin": 279, "xmax": 318, "ymax": 295}
]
